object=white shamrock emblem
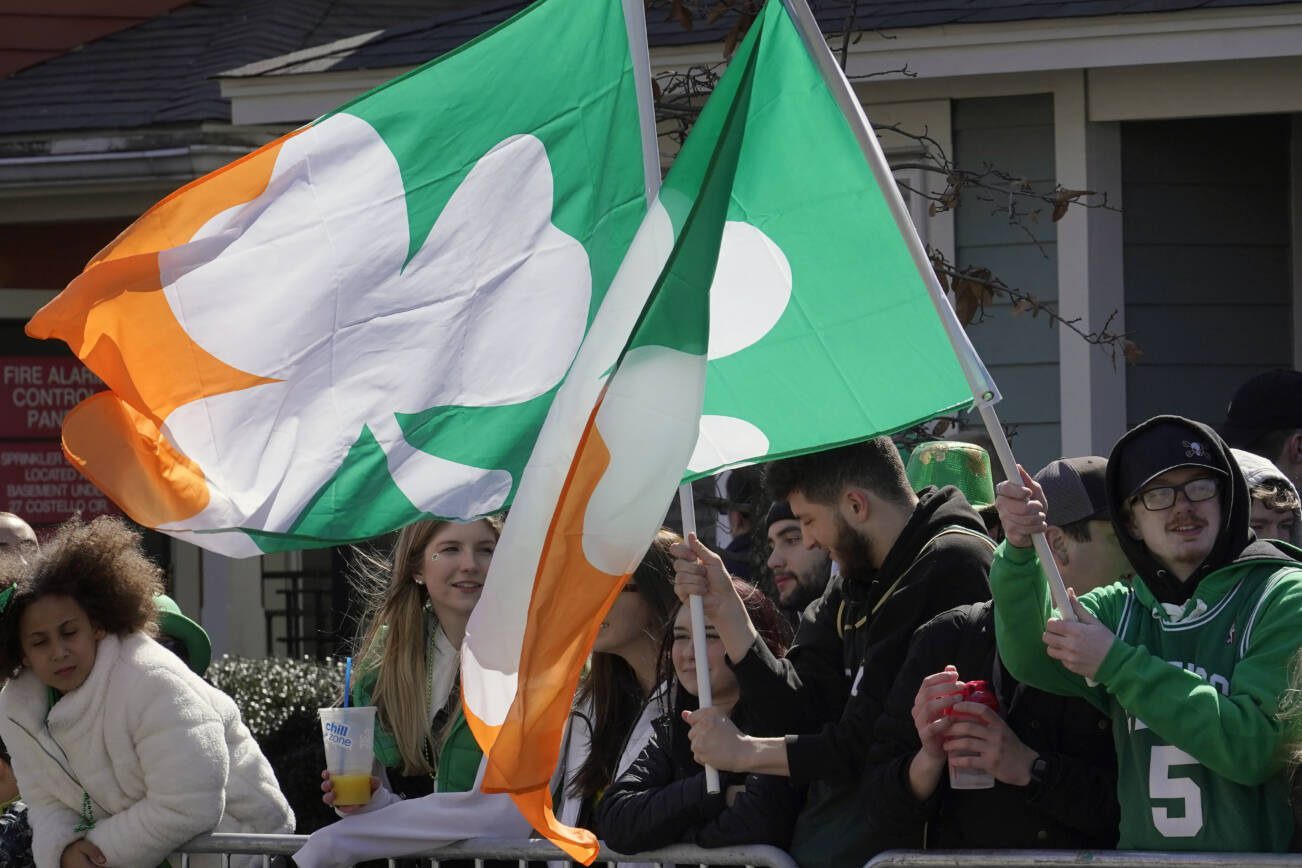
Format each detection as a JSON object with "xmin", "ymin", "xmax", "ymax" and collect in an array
[{"xmin": 155, "ymin": 112, "xmax": 590, "ymax": 550}]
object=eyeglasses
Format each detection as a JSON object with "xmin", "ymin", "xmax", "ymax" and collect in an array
[{"xmin": 1132, "ymin": 477, "xmax": 1220, "ymax": 511}]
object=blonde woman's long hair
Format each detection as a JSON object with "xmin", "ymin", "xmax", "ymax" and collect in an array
[
  {"xmin": 1278, "ymin": 647, "xmax": 1302, "ymax": 770},
  {"xmin": 351, "ymin": 516, "xmax": 502, "ymax": 776}
]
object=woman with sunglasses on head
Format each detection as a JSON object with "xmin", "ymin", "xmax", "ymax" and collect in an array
[{"xmin": 595, "ymin": 578, "xmax": 800, "ymax": 854}]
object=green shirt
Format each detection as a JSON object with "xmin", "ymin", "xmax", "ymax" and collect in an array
[{"xmin": 991, "ymin": 541, "xmax": 1302, "ymax": 852}]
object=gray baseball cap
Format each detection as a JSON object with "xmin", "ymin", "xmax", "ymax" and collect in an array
[{"xmin": 1034, "ymin": 456, "xmax": 1110, "ymax": 527}]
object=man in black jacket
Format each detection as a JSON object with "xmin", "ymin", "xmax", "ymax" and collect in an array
[
  {"xmin": 671, "ymin": 436, "xmax": 993, "ymax": 866},
  {"xmin": 862, "ymin": 454, "xmax": 1127, "ymax": 854},
  {"xmin": 865, "ymin": 598, "xmax": 1119, "ymax": 852}
]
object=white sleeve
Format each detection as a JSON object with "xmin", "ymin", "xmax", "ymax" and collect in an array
[
  {"xmin": 10, "ymin": 761, "xmax": 81, "ymax": 868},
  {"xmin": 294, "ymin": 758, "xmax": 530, "ymax": 868},
  {"xmin": 0, "ymin": 697, "xmax": 82, "ymax": 868},
  {"xmin": 84, "ymin": 670, "xmax": 228, "ymax": 867}
]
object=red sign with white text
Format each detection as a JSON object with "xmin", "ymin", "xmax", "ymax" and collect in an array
[
  {"xmin": 0, "ymin": 441, "xmax": 118, "ymax": 523},
  {"xmin": 0, "ymin": 356, "xmax": 105, "ymax": 438},
  {"xmin": 0, "ymin": 357, "xmax": 116, "ymax": 525}
]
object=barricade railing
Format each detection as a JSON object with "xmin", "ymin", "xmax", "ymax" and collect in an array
[
  {"xmin": 178, "ymin": 832, "xmax": 800, "ymax": 867},
  {"xmin": 866, "ymin": 850, "xmax": 1302, "ymax": 867}
]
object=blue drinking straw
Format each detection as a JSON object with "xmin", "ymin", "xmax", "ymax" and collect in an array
[{"xmin": 343, "ymin": 656, "xmax": 354, "ymax": 708}]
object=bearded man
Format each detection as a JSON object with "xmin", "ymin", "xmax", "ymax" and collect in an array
[
  {"xmin": 671, "ymin": 435, "xmax": 992, "ymax": 866},
  {"xmin": 764, "ymin": 500, "xmax": 832, "ymax": 623}
]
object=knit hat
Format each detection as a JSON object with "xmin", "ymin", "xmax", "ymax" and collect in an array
[
  {"xmin": 765, "ymin": 500, "xmax": 795, "ymax": 530},
  {"xmin": 1232, "ymin": 448, "xmax": 1302, "ymax": 545},
  {"xmin": 905, "ymin": 441, "xmax": 996, "ymax": 508}
]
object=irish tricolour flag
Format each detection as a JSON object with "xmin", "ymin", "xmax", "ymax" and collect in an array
[
  {"xmin": 26, "ymin": 0, "xmax": 654, "ymax": 557},
  {"xmin": 461, "ymin": 0, "xmax": 997, "ymax": 862},
  {"xmin": 461, "ymin": 15, "xmax": 757, "ymax": 860}
]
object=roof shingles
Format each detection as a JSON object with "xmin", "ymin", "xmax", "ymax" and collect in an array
[{"xmin": 1, "ymin": 0, "xmax": 1299, "ymax": 136}]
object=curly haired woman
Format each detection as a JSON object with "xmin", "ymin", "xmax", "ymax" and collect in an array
[{"xmin": 0, "ymin": 517, "xmax": 292, "ymax": 868}]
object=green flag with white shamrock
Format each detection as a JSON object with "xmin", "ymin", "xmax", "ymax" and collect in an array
[{"xmin": 684, "ymin": 0, "xmax": 996, "ymax": 477}]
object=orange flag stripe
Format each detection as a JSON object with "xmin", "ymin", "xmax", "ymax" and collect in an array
[
  {"xmin": 464, "ymin": 394, "xmax": 629, "ymax": 864},
  {"xmin": 61, "ymin": 394, "xmax": 213, "ymax": 529},
  {"xmin": 26, "ymin": 130, "xmax": 301, "ymax": 526},
  {"xmin": 90, "ymin": 129, "xmax": 305, "ymax": 266}
]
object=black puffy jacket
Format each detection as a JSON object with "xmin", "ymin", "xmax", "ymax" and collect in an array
[
  {"xmin": 595, "ymin": 700, "xmax": 801, "ymax": 855},
  {"xmin": 865, "ymin": 600, "xmax": 1119, "ymax": 852}
]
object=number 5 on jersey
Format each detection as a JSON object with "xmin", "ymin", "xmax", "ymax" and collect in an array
[{"xmin": 1150, "ymin": 745, "xmax": 1203, "ymax": 837}]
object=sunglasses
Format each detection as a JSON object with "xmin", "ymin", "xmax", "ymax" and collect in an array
[{"xmin": 1132, "ymin": 476, "xmax": 1219, "ymax": 511}]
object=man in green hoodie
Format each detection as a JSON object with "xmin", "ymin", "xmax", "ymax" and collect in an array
[{"xmin": 992, "ymin": 415, "xmax": 1302, "ymax": 852}]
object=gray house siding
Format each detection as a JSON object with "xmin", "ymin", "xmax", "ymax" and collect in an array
[
  {"xmin": 1122, "ymin": 115, "xmax": 1293, "ymax": 431},
  {"xmin": 954, "ymin": 93, "xmax": 1061, "ymax": 472}
]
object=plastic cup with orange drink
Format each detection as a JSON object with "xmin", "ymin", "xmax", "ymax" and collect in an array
[{"xmin": 320, "ymin": 705, "xmax": 377, "ymax": 807}]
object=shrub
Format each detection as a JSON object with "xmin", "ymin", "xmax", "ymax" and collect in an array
[{"xmin": 209, "ymin": 655, "xmax": 344, "ymax": 834}]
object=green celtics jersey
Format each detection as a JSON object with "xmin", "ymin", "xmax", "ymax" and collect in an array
[{"xmin": 992, "ymin": 541, "xmax": 1302, "ymax": 852}]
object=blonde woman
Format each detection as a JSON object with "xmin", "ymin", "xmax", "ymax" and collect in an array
[
  {"xmin": 298, "ymin": 516, "xmax": 530, "ymax": 868},
  {"xmin": 323, "ymin": 516, "xmax": 501, "ymax": 807}
]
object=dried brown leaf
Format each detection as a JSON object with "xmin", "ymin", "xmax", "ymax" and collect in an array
[
  {"xmin": 932, "ymin": 418, "xmax": 952, "ymax": 436},
  {"xmin": 670, "ymin": 0, "xmax": 693, "ymax": 31},
  {"xmin": 951, "ymin": 271, "xmax": 993, "ymax": 326},
  {"xmin": 1123, "ymin": 339, "xmax": 1143, "ymax": 364},
  {"xmin": 1051, "ymin": 187, "xmax": 1095, "ymax": 223},
  {"xmin": 930, "ymin": 262, "xmax": 951, "ymax": 294},
  {"xmin": 722, "ymin": 12, "xmax": 755, "ymax": 58}
]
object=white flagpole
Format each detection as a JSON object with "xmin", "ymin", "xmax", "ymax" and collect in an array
[
  {"xmin": 623, "ymin": 0, "xmax": 661, "ymax": 208},
  {"xmin": 677, "ymin": 485, "xmax": 722, "ymax": 794},
  {"xmin": 621, "ymin": 0, "xmax": 724, "ymax": 793},
  {"xmin": 777, "ymin": 0, "xmax": 1076, "ymax": 621}
]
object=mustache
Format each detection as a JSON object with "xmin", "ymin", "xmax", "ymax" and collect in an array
[{"xmin": 1165, "ymin": 515, "xmax": 1208, "ymax": 532}]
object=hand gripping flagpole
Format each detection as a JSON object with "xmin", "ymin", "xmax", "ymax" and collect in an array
[
  {"xmin": 678, "ymin": 484, "xmax": 723, "ymax": 794},
  {"xmin": 778, "ymin": 0, "xmax": 1076, "ymax": 621},
  {"xmin": 622, "ymin": 0, "xmax": 725, "ymax": 793}
]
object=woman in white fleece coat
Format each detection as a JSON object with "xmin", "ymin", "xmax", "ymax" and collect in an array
[{"xmin": 0, "ymin": 517, "xmax": 292, "ymax": 868}]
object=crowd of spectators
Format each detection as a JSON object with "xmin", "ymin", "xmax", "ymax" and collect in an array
[{"xmin": 4, "ymin": 369, "xmax": 1302, "ymax": 867}]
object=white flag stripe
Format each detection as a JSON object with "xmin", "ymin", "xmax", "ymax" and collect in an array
[
  {"xmin": 462, "ymin": 200, "xmax": 674, "ymax": 728},
  {"xmin": 581, "ymin": 344, "xmax": 705, "ymax": 574}
]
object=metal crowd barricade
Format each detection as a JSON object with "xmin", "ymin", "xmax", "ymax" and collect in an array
[
  {"xmin": 866, "ymin": 851, "xmax": 1302, "ymax": 867},
  {"xmin": 178, "ymin": 832, "xmax": 800, "ymax": 867}
]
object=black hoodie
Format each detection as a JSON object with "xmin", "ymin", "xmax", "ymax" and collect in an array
[
  {"xmin": 1106, "ymin": 415, "xmax": 1292, "ymax": 605},
  {"xmin": 727, "ymin": 485, "xmax": 994, "ymax": 784}
]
